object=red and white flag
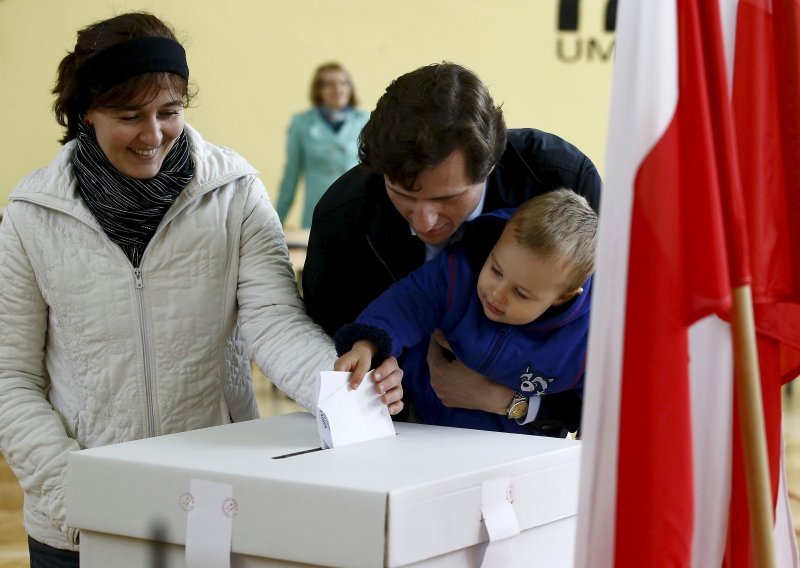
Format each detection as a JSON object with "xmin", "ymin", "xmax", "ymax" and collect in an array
[
  {"xmin": 574, "ymin": 0, "xmax": 799, "ymax": 565},
  {"xmin": 725, "ymin": 0, "xmax": 800, "ymax": 565}
]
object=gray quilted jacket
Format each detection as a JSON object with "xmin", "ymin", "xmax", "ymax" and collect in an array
[{"xmin": 0, "ymin": 125, "xmax": 335, "ymax": 550}]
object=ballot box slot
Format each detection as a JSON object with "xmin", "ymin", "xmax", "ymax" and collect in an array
[{"xmin": 271, "ymin": 447, "xmax": 324, "ymax": 459}]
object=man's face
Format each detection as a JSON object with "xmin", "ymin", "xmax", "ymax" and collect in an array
[{"xmin": 384, "ymin": 149, "xmax": 486, "ymax": 246}]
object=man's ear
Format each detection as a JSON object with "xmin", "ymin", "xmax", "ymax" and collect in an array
[{"xmin": 552, "ymin": 287, "xmax": 584, "ymax": 306}]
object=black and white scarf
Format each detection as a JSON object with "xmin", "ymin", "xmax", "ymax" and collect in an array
[{"xmin": 72, "ymin": 121, "xmax": 195, "ymax": 267}]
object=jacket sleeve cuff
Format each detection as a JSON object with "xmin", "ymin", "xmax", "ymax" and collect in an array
[
  {"xmin": 516, "ymin": 396, "xmax": 542, "ymax": 426},
  {"xmin": 334, "ymin": 323, "xmax": 393, "ymax": 369},
  {"xmin": 525, "ymin": 389, "xmax": 583, "ymax": 436}
]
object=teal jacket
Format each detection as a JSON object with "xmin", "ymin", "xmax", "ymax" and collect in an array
[{"xmin": 276, "ymin": 107, "xmax": 368, "ymax": 227}]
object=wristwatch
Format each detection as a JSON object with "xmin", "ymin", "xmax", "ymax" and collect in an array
[{"xmin": 505, "ymin": 393, "xmax": 529, "ymax": 420}]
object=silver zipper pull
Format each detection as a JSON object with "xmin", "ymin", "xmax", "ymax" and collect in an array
[{"xmin": 133, "ymin": 267, "xmax": 144, "ymax": 289}]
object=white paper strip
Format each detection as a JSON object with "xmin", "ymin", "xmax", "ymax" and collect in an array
[
  {"xmin": 480, "ymin": 477, "xmax": 520, "ymax": 568},
  {"xmin": 184, "ymin": 479, "xmax": 236, "ymax": 568}
]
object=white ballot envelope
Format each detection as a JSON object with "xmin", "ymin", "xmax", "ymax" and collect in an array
[{"xmin": 316, "ymin": 370, "xmax": 397, "ymax": 449}]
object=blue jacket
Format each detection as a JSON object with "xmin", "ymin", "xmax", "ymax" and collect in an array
[
  {"xmin": 336, "ymin": 210, "xmax": 592, "ymax": 435},
  {"xmin": 309, "ymin": 128, "xmax": 601, "ymax": 433},
  {"xmin": 276, "ymin": 107, "xmax": 368, "ymax": 228}
]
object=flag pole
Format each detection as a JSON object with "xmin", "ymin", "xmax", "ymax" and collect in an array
[{"xmin": 731, "ymin": 285, "xmax": 776, "ymax": 567}]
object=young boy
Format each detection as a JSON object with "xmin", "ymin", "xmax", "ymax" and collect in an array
[{"xmin": 334, "ymin": 189, "xmax": 598, "ymax": 435}]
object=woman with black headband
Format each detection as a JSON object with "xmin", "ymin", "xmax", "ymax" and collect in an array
[{"xmin": 0, "ymin": 12, "xmax": 403, "ymax": 566}]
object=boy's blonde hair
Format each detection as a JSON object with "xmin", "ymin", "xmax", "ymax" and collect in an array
[{"xmin": 509, "ymin": 189, "xmax": 598, "ymax": 290}]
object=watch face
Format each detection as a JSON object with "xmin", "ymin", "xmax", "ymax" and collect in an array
[{"xmin": 508, "ymin": 398, "xmax": 529, "ymax": 420}]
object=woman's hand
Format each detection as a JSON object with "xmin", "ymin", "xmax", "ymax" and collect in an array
[{"xmin": 370, "ymin": 356, "xmax": 404, "ymax": 415}]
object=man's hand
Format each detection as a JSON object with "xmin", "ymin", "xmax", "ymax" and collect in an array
[{"xmin": 427, "ymin": 333, "xmax": 514, "ymax": 415}]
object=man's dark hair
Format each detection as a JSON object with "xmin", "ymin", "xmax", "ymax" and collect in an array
[{"xmin": 358, "ymin": 62, "xmax": 507, "ymax": 190}]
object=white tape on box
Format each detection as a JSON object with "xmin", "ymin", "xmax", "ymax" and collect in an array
[
  {"xmin": 480, "ymin": 477, "xmax": 520, "ymax": 567},
  {"xmin": 184, "ymin": 479, "xmax": 236, "ymax": 568}
]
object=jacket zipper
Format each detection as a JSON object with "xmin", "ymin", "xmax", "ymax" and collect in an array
[
  {"xmin": 365, "ymin": 235, "xmax": 397, "ymax": 282},
  {"xmin": 133, "ymin": 266, "xmax": 157, "ymax": 437},
  {"xmin": 12, "ymin": 169, "xmax": 249, "ymax": 439},
  {"xmin": 478, "ymin": 328, "xmax": 509, "ymax": 374}
]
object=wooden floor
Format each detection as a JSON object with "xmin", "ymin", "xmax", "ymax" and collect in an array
[{"xmin": 1, "ymin": 376, "xmax": 798, "ymax": 567}]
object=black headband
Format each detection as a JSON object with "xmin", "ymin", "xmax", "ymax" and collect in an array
[{"xmin": 76, "ymin": 36, "xmax": 189, "ymax": 108}]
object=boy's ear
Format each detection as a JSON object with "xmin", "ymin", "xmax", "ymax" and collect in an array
[{"xmin": 552, "ymin": 287, "xmax": 584, "ymax": 306}]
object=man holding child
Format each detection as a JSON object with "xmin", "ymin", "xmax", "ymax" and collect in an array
[{"xmin": 305, "ymin": 62, "xmax": 601, "ymax": 437}]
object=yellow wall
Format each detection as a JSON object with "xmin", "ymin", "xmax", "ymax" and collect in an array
[{"xmin": 0, "ymin": 0, "xmax": 613, "ymax": 229}]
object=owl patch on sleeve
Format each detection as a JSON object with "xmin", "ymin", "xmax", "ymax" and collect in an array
[{"xmin": 518, "ymin": 366, "xmax": 555, "ymax": 396}]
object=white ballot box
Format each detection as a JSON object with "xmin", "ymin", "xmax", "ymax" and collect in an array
[{"xmin": 66, "ymin": 412, "xmax": 580, "ymax": 567}]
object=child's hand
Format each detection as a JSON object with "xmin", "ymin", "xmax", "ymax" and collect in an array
[
  {"xmin": 333, "ymin": 341, "xmax": 404, "ymax": 415},
  {"xmin": 334, "ymin": 340, "xmax": 377, "ymax": 388}
]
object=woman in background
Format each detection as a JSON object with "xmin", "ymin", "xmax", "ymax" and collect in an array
[
  {"xmin": 275, "ymin": 62, "xmax": 368, "ymax": 228},
  {"xmin": 0, "ymin": 14, "xmax": 402, "ymax": 567}
]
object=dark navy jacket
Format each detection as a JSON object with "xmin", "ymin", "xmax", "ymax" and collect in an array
[{"xmin": 306, "ymin": 128, "xmax": 601, "ymax": 433}]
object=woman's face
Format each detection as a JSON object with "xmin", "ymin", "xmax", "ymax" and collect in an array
[
  {"xmin": 86, "ymin": 89, "xmax": 185, "ymax": 180},
  {"xmin": 318, "ymin": 70, "xmax": 352, "ymax": 111}
]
